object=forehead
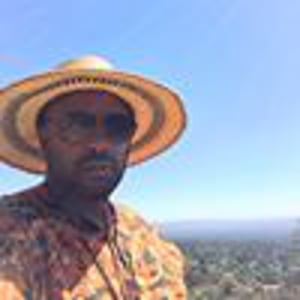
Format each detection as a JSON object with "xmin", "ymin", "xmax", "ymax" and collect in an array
[{"xmin": 45, "ymin": 90, "xmax": 132, "ymax": 117}]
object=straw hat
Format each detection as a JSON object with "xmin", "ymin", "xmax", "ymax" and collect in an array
[{"xmin": 0, "ymin": 55, "xmax": 186, "ymax": 173}]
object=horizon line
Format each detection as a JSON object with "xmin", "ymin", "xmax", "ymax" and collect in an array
[{"xmin": 153, "ymin": 216, "xmax": 300, "ymax": 224}]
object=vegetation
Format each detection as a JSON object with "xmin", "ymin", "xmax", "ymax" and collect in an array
[{"xmin": 175, "ymin": 237, "xmax": 300, "ymax": 300}]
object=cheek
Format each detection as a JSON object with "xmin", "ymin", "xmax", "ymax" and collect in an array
[
  {"xmin": 112, "ymin": 149, "xmax": 130, "ymax": 171},
  {"xmin": 45, "ymin": 140, "xmax": 79, "ymax": 170},
  {"xmin": 113, "ymin": 143, "xmax": 131, "ymax": 160}
]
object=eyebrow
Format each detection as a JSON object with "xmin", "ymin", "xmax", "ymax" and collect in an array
[
  {"xmin": 66, "ymin": 111, "xmax": 133, "ymax": 123},
  {"xmin": 67, "ymin": 111, "xmax": 93, "ymax": 118},
  {"xmin": 66, "ymin": 111, "xmax": 96, "ymax": 125}
]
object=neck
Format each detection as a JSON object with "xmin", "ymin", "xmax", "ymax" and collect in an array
[
  {"xmin": 44, "ymin": 175, "xmax": 108, "ymax": 210},
  {"xmin": 38, "ymin": 176, "xmax": 112, "ymax": 234}
]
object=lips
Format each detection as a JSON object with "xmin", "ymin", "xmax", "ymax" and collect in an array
[{"xmin": 81, "ymin": 161, "xmax": 115, "ymax": 176}]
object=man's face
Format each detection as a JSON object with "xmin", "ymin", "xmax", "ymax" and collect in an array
[{"xmin": 37, "ymin": 90, "xmax": 136, "ymax": 198}]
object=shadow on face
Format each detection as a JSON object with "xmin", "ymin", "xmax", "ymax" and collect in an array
[{"xmin": 36, "ymin": 89, "xmax": 137, "ymax": 197}]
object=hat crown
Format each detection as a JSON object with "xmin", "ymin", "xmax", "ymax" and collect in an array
[{"xmin": 56, "ymin": 55, "xmax": 114, "ymax": 71}]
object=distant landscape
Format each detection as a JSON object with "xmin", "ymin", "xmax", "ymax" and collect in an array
[
  {"xmin": 159, "ymin": 218, "xmax": 298, "ymax": 240},
  {"xmin": 159, "ymin": 219, "xmax": 300, "ymax": 300}
]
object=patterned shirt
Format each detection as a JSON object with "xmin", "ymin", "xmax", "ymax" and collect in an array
[{"xmin": 0, "ymin": 193, "xmax": 187, "ymax": 299}]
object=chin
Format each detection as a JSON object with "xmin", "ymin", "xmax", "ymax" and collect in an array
[
  {"xmin": 80, "ymin": 178, "xmax": 117, "ymax": 196},
  {"xmin": 76, "ymin": 169, "xmax": 124, "ymax": 196}
]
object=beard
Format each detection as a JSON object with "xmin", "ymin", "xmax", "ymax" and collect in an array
[
  {"xmin": 45, "ymin": 147, "xmax": 129, "ymax": 200},
  {"xmin": 75, "ymin": 165, "xmax": 125, "ymax": 198}
]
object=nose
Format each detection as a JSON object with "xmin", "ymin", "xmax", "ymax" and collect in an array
[
  {"xmin": 86, "ymin": 133, "xmax": 113, "ymax": 152},
  {"xmin": 84, "ymin": 118, "xmax": 110, "ymax": 148}
]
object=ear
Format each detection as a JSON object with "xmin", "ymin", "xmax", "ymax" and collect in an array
[{"xmin": 37, "ymin": 127, "xmax": 50, "ymax": 150}]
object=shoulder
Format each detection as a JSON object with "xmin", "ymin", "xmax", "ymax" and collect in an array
[
  {"xmin": 114, "ymin": 202, "xmax": 159, "ymax": 242},
  {"xmin": 0, "ymin": 196, "xmax": 37, "ymax": 298},
  {"xmin": 0, "ymin": 196, "xmax": 23, "ymax": 231},
  {"xmin": 115, "ymin": 202, "xmax": 179, "ymax": 241},
  {"xmin": 0, "ymin": 193, "xmax": 41, "ymax": 238},
  {"xmin": 114, "ymin": 203, "xmax": 187, "ymax": 297},
  {"xmin": 114, "ymin": 202, "xmax": 186, "ymax": 273},
  {"xmin": 0, "ymin": 193, "xmax": 41, "ymax": 222},
  {"xmin": 0, "ymin": 195, "xmax": 35, "ymax": 265}
]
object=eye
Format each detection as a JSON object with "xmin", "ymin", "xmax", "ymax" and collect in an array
[
  {"xmin": 104, "ymin": 113, "xmax": 136, "ymax": 139},
  {"xmin": 68, "ymin": 112, "xmax": 96, "ymax": 128}
]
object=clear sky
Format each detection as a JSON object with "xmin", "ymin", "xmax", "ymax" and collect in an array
[{"xmin": 0, "ymin": 0, "xmax": 299, "ymax": 222}]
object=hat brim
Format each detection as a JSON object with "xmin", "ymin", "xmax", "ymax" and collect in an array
[{"xmin": 0, "ymin": 69, "xmax": 186, "ymax": 174}]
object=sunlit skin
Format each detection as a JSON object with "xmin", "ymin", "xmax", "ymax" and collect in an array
[{"xmin": 26, "ymin": 90, "xmax": 137, "ymax": 230}]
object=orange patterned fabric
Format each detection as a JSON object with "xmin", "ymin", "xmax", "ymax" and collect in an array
[{"xmin": 0, "ymin": 195, "xmax": 187, "ymax": 299}]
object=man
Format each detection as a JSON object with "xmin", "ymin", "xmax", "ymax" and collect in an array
[{"xmin": 0, "ymin": 56, "xmax": 187, "ymax": 299}]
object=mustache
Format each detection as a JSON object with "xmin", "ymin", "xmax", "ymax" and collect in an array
[{"xmin": 79, "ymin": 152, "xmax": 118, "ymax": 168}]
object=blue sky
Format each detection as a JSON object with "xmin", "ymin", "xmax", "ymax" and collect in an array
[{"xmin": 0, "ymin": 0, "xmax": 300, "ymax": 222}]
